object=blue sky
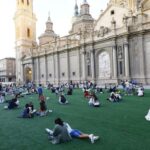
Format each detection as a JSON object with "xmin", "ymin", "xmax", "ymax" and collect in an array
[{"xmin": 0, "ymin": 0, "xmax": 109, "ymax": 59}]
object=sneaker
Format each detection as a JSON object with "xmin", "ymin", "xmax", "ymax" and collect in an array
[
  {"xmin": 89, "ymin": 134, "xmax": 94, "ymax": 144},
  {"xmin": 4, "ymin": 106, "xmax": 8, "ymax": 109},
  {"xmin": 49, "ymin": 110, "xmax": 53, "ymax": 113},
  {"xmin": 31, "ymin": 109, "xmax": 36, "ymax": 113},
  {"xmin": 45, "ymin": 128, "xmax": 51, "ymax": 133},
  {"xmin": 45, "ymin": 128, "xmax": 53, "ymax": 134},
  {"xmin": 93, "ymin": 136, "xmax": 99, "ymax": 141}
]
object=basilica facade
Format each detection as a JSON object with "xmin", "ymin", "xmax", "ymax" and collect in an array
[{"xmin": 14, "ymin": 0, "xmax": 150, "ymax": 85}]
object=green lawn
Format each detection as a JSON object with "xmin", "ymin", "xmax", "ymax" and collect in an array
[{"xmin": 0, "ymin": 89, "xmax": 150, "ymax": 150}]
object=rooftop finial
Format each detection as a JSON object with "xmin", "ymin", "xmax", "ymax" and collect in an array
[
  {"xmin": 48, "ymin": 11, "xmax": 51, "ymax": 21},
  {"xmin": 48, "ymin": 11, "xmax": 50, "ymax": 17}
]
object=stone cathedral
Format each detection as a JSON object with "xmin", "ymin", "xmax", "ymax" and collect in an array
[{"xmin": 14, "ymin": 0, "xmax": 150, "ymax": 85}]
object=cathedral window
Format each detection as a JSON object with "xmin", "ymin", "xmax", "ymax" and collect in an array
[
  {"xmin": 87, "ymin": 64, "xmax": 91, "ymax": 76},
  {"xmin": 111, "ymin": 10, "xmax": 115, "ymax": 15},
  {"xmin": 22, "ymin": 0, "xmax": 24, "ymax": 4},
  {"xmin": 27, "ymin": 28, "xmax": 30, "ymax": 38},
  {"xmin": 72, "ymin": 72, "xmax": 76, "ymax": 76},
  {"xmin": 62, "ymin": 72, "xmax": 65, "ymax": 77},
  {"xmin": 119, "ymin": 61, "xmax": 123, "ymax": 75}
]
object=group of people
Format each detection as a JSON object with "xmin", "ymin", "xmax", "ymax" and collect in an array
[
  {"xmin": 0, "ymin": 81, "xmax": 149, "ymax": 146},
  {"xmin": 2, "ymin": 83, "xmax": 52, "ymax": 118}
]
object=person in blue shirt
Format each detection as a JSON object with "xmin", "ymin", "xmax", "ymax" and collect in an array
[{"xmin": 38, "ymin": 84, "xmax": 43, "ymax": 97}]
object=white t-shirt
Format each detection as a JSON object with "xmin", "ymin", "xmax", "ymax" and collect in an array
[{"xmin": 64, "ymin": 123, "xmax": 73, "ymax": 133}]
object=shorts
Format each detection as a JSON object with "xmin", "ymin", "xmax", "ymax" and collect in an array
[{"xmin": 70, "ymin": 129, "xmax": 82, "ymax": 137}]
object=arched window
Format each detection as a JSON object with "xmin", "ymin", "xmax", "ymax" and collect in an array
[
  {"xmin": 22, "ymin": 0, "xmax": 24, "ymax": 3},
  {"xmin": 27, "ymin": 28, "xmax": 30, "ymax": 38}
]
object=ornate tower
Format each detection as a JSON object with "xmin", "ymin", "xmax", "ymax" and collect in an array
[
  {"xmin": 72, "ymin": 0, "xmax": 79, "ymax": 24},
  {"xmin": 80, "ymin": 0, "xmax": 90, "ymax": 15},
  {"xmin": 38, "ymin": 13, "xmax": 57, "ymax": 45},
  {"xmin": 70, "ymin": 0, "xmax": 94, "ymax": 34},
  {"xmin": 74, "ymin": 0, "xmax": 79, "ymax": 16},
  {"xmin": 14, "ymin": 0, "xmax": 37, "ymax": 84}
]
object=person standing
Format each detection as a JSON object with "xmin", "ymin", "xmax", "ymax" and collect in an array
[{"xmin": 38, "ymin": 84, "xmax": 43, "ymax": 98}]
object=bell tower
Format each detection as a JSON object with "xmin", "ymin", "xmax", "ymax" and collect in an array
[{"xmin": 14, "ymin": 0, "xmax": 37, "ymax": 84}]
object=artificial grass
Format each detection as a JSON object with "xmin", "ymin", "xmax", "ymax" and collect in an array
[{"xmin": 0, "ymin": 89, "xmax": 150, "ymax": 150}]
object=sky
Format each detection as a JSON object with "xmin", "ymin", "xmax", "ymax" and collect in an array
[{"xmin": 0, "ymin": 0, "xmax": 109, "ymax": 59}]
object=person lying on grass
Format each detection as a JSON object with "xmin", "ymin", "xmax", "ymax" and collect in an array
[
  {"xmin": 45, "ymin": 118, "xmax": 72, "ymax": 144},
  {"xmin": 46, "ymin": 118, "xmax": 99, "ymax": 144}
]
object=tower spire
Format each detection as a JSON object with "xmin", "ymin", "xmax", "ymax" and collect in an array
[
  {"xmin": 45, "ymin": 11, "xmax": 53, "ymax": 32},
  {"xmin": 48, "ymin": 11, "xmax": 51, "ymax": 22},
  {"xmin": 74, "ymin": 0, "xmax": 79, "ymax": 16}
]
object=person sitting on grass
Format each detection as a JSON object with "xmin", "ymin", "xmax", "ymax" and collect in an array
[
  {"xmin": 51, "ymin": 87, "xmax": 55, "ymax": 93},
  {"xmin": 4, "ymin": 94, "xmax": 19, "ymax": 109},
  {"xmin": 0, "ymin": 92, "xmax": 5, "ymax": 103},
  {"xmin": 137, "ymin": 87, "xmax": 144, "ymax": 97},
  {"xmin": 37, "ymin": 95, "xmax": 47, "ymax": 116},
  {"xmin": 84, "ymin": 90, "xmax": 90, "ymax": 99},
  {"xmin": 67, "ymin": 87, "xmax": 72, "ymax": 95},
  {"xmin": 99, "ymin": 87, "xmax": 104, "ymax": 94},
  {"xmin": 20, "ymin": 103, "xmax": 36, "ymax": 118},
  {"xmin": 45, "ymin": 118, "xmax": 72, "ymax": 144},
  {"xmin": 88, "ymin": 93, "xmax": 100, "ymax": 107},
  {"xmin": 36, "ymin": 95, "xmax": 52, "ymax": 116},
  {"xmin": 46, "ymin": 118, "xmax": 99, "ymax": 144},
  {"xmin": 107, "ymin": 92, "xmax": 122, "ymax": 102},
  {"xmin": 58, "ymin": 94, "xmax": 68, "ymax": 104}
]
